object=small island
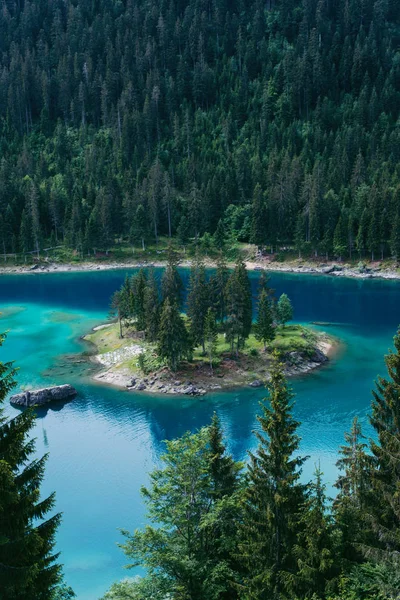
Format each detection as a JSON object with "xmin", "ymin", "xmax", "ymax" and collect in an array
[{"xmin": 82, "ymin": 252, "xmax": 337, "ymax": 396}]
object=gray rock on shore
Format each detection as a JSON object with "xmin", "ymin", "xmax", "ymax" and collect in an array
[{"xmin": 10, "ymin": 384, "xmax": 77, "ymax": 407}]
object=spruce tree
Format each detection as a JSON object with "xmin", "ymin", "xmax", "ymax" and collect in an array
[
  {"xmin": 187, "ymin": 256, "xmax": 209, "ymax": 353},
  {"xmin": 210, "ymin": 253, "xmax": 229, "ymax": 323},
  {"xmin": 0, "ymin": 332, "xmax": 64, "ymax": 599},
  {"xmin": 254, "ymin": 288, "xmax": 275, "ymax": 351},
  {"xmin": 238, "ymin": 355, "xmax": 307, "ymax": 599},
  {"xmin": 157, "ymin": 298, "xmax": 190, "ymax": 371},
  {"xmin": 161, "ymin": 246, "xmax": 184, "ymax": 309},
  {"xmin": 131, "ymin": 269, "xmax": 148, "ymax": 331},
  {"xmin": 144, "ymin": 269, "xmax": 160, "ymax": 342},
  {"xmin": 367, "ymin": 328, "xmax": 400, "ymax": 561},
  {"xmin": 204, "ymin": 309, "xmax": 218, "ymax": 374},
  {"xmin": 295, "ymin": 466, "xmax": 337, "ymax": 599},
  {"xmin": 213, "ymin": 219, "xmax": 225, "ymax": 250},
  {"xmin": 390, "ymin": 211, "xmax": 400, "ymax": 262},
  {"xmin": 225, "ymin": 259, "xmax": 252, "ymax": 355},
  {"xmin": 333, "ymin": 417, "xmax": 371, "ymax": 568}
]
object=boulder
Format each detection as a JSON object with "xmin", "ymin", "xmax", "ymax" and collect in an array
[
  {"xmin": 310, "ymin": 348, "xmax": 328, "ymax": 363},
  {"xmin": 249, "ymin": 379, "xmax": 263, "ymax": 388},
  {"xmin": 10, "ymin": 384, "xmax": 77, "ymax": 407}
]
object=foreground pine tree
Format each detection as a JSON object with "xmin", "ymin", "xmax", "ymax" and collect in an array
[
  {"xmin": 254, "ymin": 288, "xmax": 275, "ymax": 351},
  {"xmin": 238, "ymin": 354, "xmax": 307, "ymax": 599},
  {"xmin": 334, "ymin": 417, "xmax": 371, "ymax": 568},
  {"xmin": 0, "ymin": 332, "xmax": 66, "ymax": 599},
  {"xmin": 367, "ymin": 328, "xmax": 400, "ymax": 561},
  {"xmin": 118, "ymin": 423, "xmax": 242, "ymax": 600}
]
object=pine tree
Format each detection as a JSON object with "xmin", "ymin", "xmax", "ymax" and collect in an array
[
  {"xmin": 213, "ymin": 219, "xmax": 226, "ymax": 250},
  {"xmin": 161, "ymin": 246, "xmax": 184, "ymax": 309},
  {"xmin": 238, "ymin": 355, "xmax": 307, "ymax": 599},
  {"xmin": 131, "ymin": 269, "xmax": 147, "ymax": 331},
  {"xmin": 119, "ymin": 426, "xmax": 240, "ymax": 599},
  {"xmin": 225, "ymin": 259, "xmax": 252, "ymax": 355},
  {"xmin": 210, "ymin": 253, "xmax": 229, "ymax": 323},
  {"xmin": 276, "ymin": 293, "xmax": 293, "ymax": 327},
  {"xmin": 334, "ymin": 417, "xmax": 371, "ymax": 568},
  {"xmin": 19, "ymin": 209, "xmax": 33, "ymax": 255},
  {"xmin": 0, "ymin": 332, "xmax": 65, "ymax": 599},
  {"xmin": 204, "ymin": 309, "xmax": 218, "ymax": 374},
  {"xmin": 130, "ymin": 204, "xmax": 148, "ymax": 251},
  {"xmin": 254, "ymin": 289, "xmax": 275, "ymax": 351},
  {"xmin": 144, "ymin": 269, "xmax": 160, "ymax": 342},
  {"xmin": 295, "ymin": 466, "xmax": 337, "ymax": 599},
  {"xmin": 390, "ymin": 211, "xmax": 400, "ymax": 262},
  {"xmin": 367, "ymin": 328, "xmax": 400, "ymax": 560},
  {"xmin": 157, "ymin": 298, "xmax": 190, "ymax": 371},
  {"xmin": 187, "ymin": 256, "xmax": 209, "ymax": 353}
]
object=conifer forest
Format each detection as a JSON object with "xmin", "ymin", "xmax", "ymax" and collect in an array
[{"xmin": 1, "ymin": 0, "xmax": 400, "ymax": 599}]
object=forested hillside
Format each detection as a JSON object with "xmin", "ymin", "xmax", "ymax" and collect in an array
[{"xmin": 1, "ymin": 0, "xmax": 400, "ymax": 260}]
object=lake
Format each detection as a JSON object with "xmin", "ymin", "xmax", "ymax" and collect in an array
[{"xmin": 1, "ymin": 269, "xmax": 399, "ymax": 599}]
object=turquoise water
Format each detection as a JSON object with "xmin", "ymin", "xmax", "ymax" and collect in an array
[{"xmin": 1, "ymin": 270, "xmax": 400, "ymax": 599}]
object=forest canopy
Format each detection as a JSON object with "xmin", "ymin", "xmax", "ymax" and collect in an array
[{"xmin": 0, "ymin": 0, "xmax": 399, "ymax": 260}]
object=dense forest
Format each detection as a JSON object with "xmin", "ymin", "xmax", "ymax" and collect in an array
[{"xmin": 1, "ymin": 0, "xmax": 400, "ymax": 260}]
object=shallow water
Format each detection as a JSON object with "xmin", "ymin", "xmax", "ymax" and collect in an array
[{"xmin": 1, "ymin": 270, "xmax": 400, "ymax": 599}]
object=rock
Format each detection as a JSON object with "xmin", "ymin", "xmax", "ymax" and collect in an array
[
  {"xmin": 249, "ymin": 379, "xmax": 263, "ymax": 388},
  {"xmin": 321, "ymin": 266, "xmax": 334, "ymax": 274},
  {"xmin": 135, "ymin": 382, "xmax": 147, "ymax": 391},
  {"xmin": 29, "ymin": 264, "xmax": 39, "ymax": 271},
  {"xmin": 181, "ymin": 384, "xmax": 205, "ymax": 396},
  {"xmin": 310, "ymin": 348, "xmax": 328, "ymax": 363},
  {"xmin": 10, "ymin": 384, "xmax": 77, "ymax": 407}
]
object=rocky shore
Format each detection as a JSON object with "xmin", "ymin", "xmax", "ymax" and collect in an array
[
  {"xmin": 10, "ymin": 384, "xmax": 77, "ymax": 407},
  {"xmin": 91, "ymin": 337, "xmax": 334, "ymax": 396},
  {"xmin": 0, "ymin": 257, "xmax": 399, "ymax": 281}
]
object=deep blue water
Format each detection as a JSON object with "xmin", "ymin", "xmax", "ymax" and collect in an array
[{"xmin": 1, "ymin": 269, "xmax": 400, "ymax": 599}]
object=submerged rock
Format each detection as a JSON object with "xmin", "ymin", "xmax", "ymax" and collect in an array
[
  {"xmin": 10, "ymin": 384, "xmax": 77, "ymax": 407},
  {"xmin": 249, "ymin": 379, "xmax": 263, "ymax": 388}
]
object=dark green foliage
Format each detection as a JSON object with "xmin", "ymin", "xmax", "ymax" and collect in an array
[
  {"xmin": 209, "ymin": 254, "xmax": 229, "ymax": 324},
  {"xmin": 157, "ymin": 299, "xmax": 191, "ymax": 371},
  {"xmin": 225, "ymin": 259, "xmax": 252, "ymax": 355},
  {"xmin": 334, "ymin": 417, "xmax": 371, "ymax": 568},
  {"xmin": 0, "ymin": 332, "xmax": 65, "ymax": 599},
  {"xmin": 238, "ymin": 354, "xmax": 308, "ymax": 599},
  {"xmin": 254, "ymin": 288, "xmax": 275, "ymax": 350},
  {"xmin": 187, "ymin": 256, "xmax": 209, "ymax": 353},
  {"xmin": 367, "ymin": 329, "xmax": 400, "ymax": 561},
  {"xmin": 143, "ymin": 269, "xmax": 160, "ymax": 342},
  {"xmin": 161, "ymin": 248, "xmax": 184, "ymax": 309},
  {"xmin": 119, "ymin": 424, "xmax": 241, "ymax": 600},
  {"xmin": 204, "ymin": 309, "xmax": 218, "ymax": 374},
  {"xmin": 0, "ymin": 0, "xmax": 399, "ymax": 260},
  {"xmin": 295, "ymin": 466, "xmax": 337, "ymax": 599}
]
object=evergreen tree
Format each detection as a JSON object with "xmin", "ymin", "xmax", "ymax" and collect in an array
[
  {"xmin": 0, "ymin": 332, "xmax": 65, "ymax": 599},
  {"xmin": 295, "ymin": 466, "xmax": 337, "ymax": 599},
  {"xmin": 210, "ymin": 253, "xmax": 229, "ymax": 323},
  {"xmin": 367, "ymin": 328, "xmax": 400, "ymax": 561},
  {"xmin": 254, "ymin": 288, "xmax": 275, "ymax": 351},
  {"xmin": 161, "ymin": 247, "xmax": 184, "ymax": 309},
  {"xmin": 144, "ymin": 269, "xmax": 160, "ymax": 342},
  {"xmin": 19, "ymin": 209, "xmax": 33, "ymax": 255},
  {"xmin": 204, "ymin": 309, "xmax": 218, "ymax": 374},
  {"xmin": 118, "ymin": 426, "xmax": 240, "ymax": 600},
  {"xmin": 130, "ymin": 204, "xmax": 148, "ymax": 251},
  {"xmin": 213, "ymin": 219, "xmax": 226, "ymax": 250},
  {"xmin": 238, "ymin": 355, "xmax": 307, "ymax": 599},
  {"xmin": 187, "ymin": 256, "xmax": 209, "ymax": 353},
  {"xmin": 131, "ymin": 269, "xmax": 148, "ymax": 331},
  {"xmin": 225, "ymin": 259, "xmax": 252, "ymax": 355},
  {"xmin": 390, "ymin": 211, "xmax": 400, "ymax": 262},
  {"xmin": 277, "ymin": 293, "xmax": 293, "ymax": 327},
  {"xmin": 157, "ymin": 299, "xmax": 190, "ymax": 371},
  {"xmin": 334, "ymin": 417, "xmax": 371, "ymax": 568}
]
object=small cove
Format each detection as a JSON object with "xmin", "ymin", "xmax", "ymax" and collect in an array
[{"xmin": 1, "ymin": 269, "xmax": 400, "ymax": 599}]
